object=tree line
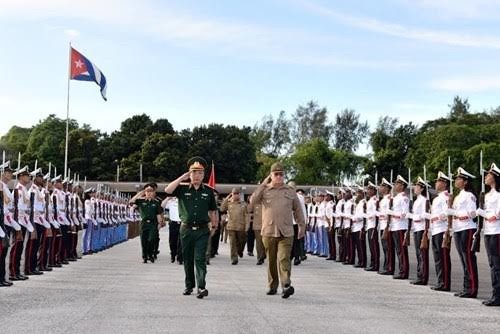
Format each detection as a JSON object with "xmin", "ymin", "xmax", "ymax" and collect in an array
[{"xmin": 1, "ymin": 97, "xmax": 499, "ymax": 188}]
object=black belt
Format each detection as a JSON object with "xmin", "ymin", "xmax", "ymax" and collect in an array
[{"xmin": 182, "ymin": 222, "xmax": 208, "ymax": 230}]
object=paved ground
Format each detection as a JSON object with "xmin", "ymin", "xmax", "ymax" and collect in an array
[{"xmin": 1, "ymin": 229, "xmax": 499, "ymax": 334}]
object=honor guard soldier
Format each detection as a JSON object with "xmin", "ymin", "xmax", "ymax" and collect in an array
[
  {"xmin": 377, "ymin": 178, "xmax": 394, "ymax": 275},
  {"xmin": 250, "ymin": 162, "xmax": 305, "ymax": 299},
  {"xmin": 478, "ymin": 163, "xmax": 500, "ymax": 306},
  {"xmin": 387, "ymin": 175, "xmax": 410, "ymax": 279},
  {"xmin": 409, "ymin": 177, "xmax": 430, "ymax": 285},
  {"xmin": 316, "ymin": 192, "xmax": 329, "ymax": 257},
  {"xmin": 305, "ymin": 194, "xmax": 317, "ymax": 254},
  {"xmin": 53, "ymin": 176, "xmax": 70, "ymax": 264},
  {"xmin": 130, "ymin": 183, "xmax": 163, "ymax": 263},
  {"xmin": 334, "ymin": 189, "xmax": 345, "ymax": 262},
  {"xmin": 342, "ymin": 187, "xmax": 354, "ymax": 265},
  {"xmin": 83, "ymin": 187, "xmax": 97, "ymax": 255},
  {"xmin": 11, "ymin": 166, "xmax": 35, "ymax": 280},
  {"xmin": 221, "ymin": 187, "xmax": 248, "ymax": 265},
  {"xmin": 166, "ymin": 157, "xmax": 218, "ymax": 299},
  {"xmin": 351, "ymin": 187, "xmax": 366, "ymax": 268},
  {"xmin": 28, "ymin": 168, "xmax": 50, "ymax": 275},
  {"xmin": 448, "ymin": 167, "xmax": 478, "ymax": 298},
  {"xmin": 430, "ymin": 171, "xmax": 452, "ymax": 291},
  {"xmin": 39, "ymin": 172, "xmax": 55, "ymax": 272},
  {"xmin": 0, "ymin": 162, "xmax": 18, "ymax": 286},
  {"xmin": 365, "ymin": 182, "xmax": 380, "ymax": 271},
  {"xmin": 325, "ymin": 191, "xmax": 336, "ymax": 261}
]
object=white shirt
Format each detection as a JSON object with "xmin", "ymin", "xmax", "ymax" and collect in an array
[
  {"xmin": 29, "ymin": 184, "xmax": 45, "ymax": 212},
  {"xmin": 342, "ymin": 199, "xmax": 353, "ymax": 229},
  {"xmin": 334, "ymin": 199, "xmax": 344, "ymax": 228},
  {"xmin": 16, "ymin": 183, "xmax": 30, "ymax": 212},
  {"xmin": 411, "ymin": 195, "xmax": 427, "ymax": 232},
  {"xmin": 378, "ymin": 194, "xmax": 391, "ymax": 230},
  {"xmin": 325, "ymin": 200, "xmax": 334, "ymax": 227},
  {"xmin": 483, "ymin": 189, "xmax": 500, "ymax": 235},
  {"xmin": 1, "ymin": 181, "xmax": 13, "ymax": 214},
  {"xmin": 163, "ymin": 198, "xmax": 180, "ymax": 222},
  {"xmin": 431, "ymin": 191, "xmax": 449, "ymax": 236},
  {"xmin": 366, "ymin": 195, "xmax": 378, "ymax": 229},
  {"xmin": 352, "ymin": 199, "xmax": 365, "ymax": 232},
  {"xmin": 317, "ymin": 201, "xmax": 327, "ymax": 228},
  {"xmin": 452, "ymin": 190, "xmax": 477, "ymax": 232},
  {"xmin": 389, "ymin": 192, "xmax": 409, "ymax": 231}
]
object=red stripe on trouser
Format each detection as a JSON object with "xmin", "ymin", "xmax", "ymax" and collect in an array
[
  {"xmin": 442, "ymin": 247, "xmax": 449, "ymax": 289},
  {"xmin": 10, "ymin": 241, "xmax": 18, "ymax": 276},
  {"xmin": 466, "ymin": 230, "xmax": 476, "ymax": 293}
]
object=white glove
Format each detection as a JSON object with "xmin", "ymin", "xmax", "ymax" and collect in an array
[
  {"xmin": 468, "ymin": 211, "xmax": 477, "ymax": 219},
  {"xmin": 476, "ymin": 208, "xmax": 486, "ymax": 218},
  {"xmin": 446, "ymin": 208, "xmax": 456, "ymax": 216},
  {"xmin": 401, "ymin": 212, "xmax": 407, "ymax": 219},
  {"xmin": 423, "ymin": 212, "xmax": 432, "ymax": 220},
  {"xmin": 439, "ymin": 213, "xmax": 447, "ymax": 221},
  {"xmin": 406, "ymin": 213, "xmax": 413, "ymax": 220},
  {"xmin": 386, "ymin": 209, "xmax": 395, "ymax": 216}
]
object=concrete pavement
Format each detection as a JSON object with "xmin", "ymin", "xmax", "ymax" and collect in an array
[{"xmin": 0, "ymin": 229, "xmax": 499, "ymax": 334}]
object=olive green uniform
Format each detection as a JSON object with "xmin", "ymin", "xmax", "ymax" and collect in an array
[
  {"xmin": 170, "ymin": 184, "xmax": 217, "ymax": 290},
  {"xmin": 135, "ymin": 199, "xmax": 162, "ymax": 260},
  {"xmin": 220, "ymin": 199, "xmax": 249, "ymax": 263}
]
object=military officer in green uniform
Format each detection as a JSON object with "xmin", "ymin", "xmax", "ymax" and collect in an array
[
  {"xmin": 165, "ymin": 157, "xmax": 218, "ymax": 299},
  {"xmin": 129, "ymin": 183, "xmax": 164, "ymax": 263}
]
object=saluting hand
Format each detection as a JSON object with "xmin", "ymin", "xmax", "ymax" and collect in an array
[{"xmin": 181, "ymin": 171, "xmax": 191, "ymax": 181}]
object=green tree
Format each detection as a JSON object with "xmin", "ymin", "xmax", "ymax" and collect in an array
[
  {"xmin": 332, "ymin": 108, "xmax": 369, "ymax": 152},
  {"xmin": 291, "ymin": 101, "xmax": 333, "ymax": 147},
  {"xmin": 0, "ymin": 126, "xmax": 32, "ymax": 155}
]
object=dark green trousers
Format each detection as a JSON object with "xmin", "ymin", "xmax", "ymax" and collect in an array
[
  {"xmin": 180, "ymin": 224, "xmax": 209, "ymax": 289},
  {"xmin": 140, "ymin": 222, "xmax": 156, "ymax": 259}
]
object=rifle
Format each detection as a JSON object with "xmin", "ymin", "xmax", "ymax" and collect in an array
[
  {"xmin": 471, "ymin": 150, "xmax": 484, "ymax": 252},
  {"xmin": 420, "ymin": 165, "xmax": 430, "ymax": 250},
  {"xmin": 404, "ymin": 168, "xmax": 413, "ymax": 246},
  {"xmin": 14, "ymin": 188, "xmax": 22, "ymax": 241},
  {"xmin": 442, "ymin": 157, "xmax": 453, "ymax": 249}
]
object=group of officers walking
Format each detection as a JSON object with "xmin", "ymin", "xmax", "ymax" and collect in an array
[
  {"xmin": 301, "ymin": 163, "xmax": 500, "ymax": 307},
  {"xmin": 0, "ymin": 159, "xmax": 137, "ymax": 287}
]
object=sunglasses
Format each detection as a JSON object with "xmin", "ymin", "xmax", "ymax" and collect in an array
[{"xmin": 273, "ymin": 172, "xmax": 284, "ymax": 177}]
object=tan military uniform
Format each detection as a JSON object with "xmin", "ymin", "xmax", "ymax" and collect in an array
[
  {"xmin": 251, "ymin": 183, "xmax": 306, "ymax": 290},
  {"xmin": 220, "ymin": 198, "xmax": 248, "ymax": 263},
  {"xmin": 249, "ymin": 203, "xmax": 265, "ymax": 263}
]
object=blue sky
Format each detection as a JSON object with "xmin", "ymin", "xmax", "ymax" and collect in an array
[{"xmin": 1, "ymin": 0, "xmax": 500, "ymax": 150}]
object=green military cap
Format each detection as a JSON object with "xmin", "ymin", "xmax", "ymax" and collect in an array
[
  {"xmin": 270, "ymin": 162, "xmax": 284, "ymax": 172},
  {"xmin": 187, "ymin": 156, "xmax": 208, "ymax": 171}
]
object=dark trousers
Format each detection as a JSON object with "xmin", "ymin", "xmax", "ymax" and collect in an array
[
  {"xmin": 169, "ymin": 221, "xmax": 182, "ymax": 261},
  {"xmin": 140, "ymin": 224, "xmax": 156, "ymax": 259},
  {"xmin": 24, "ymin": 227, "xmax": 37, "ymax": 273},
  {"xmin": 180, "ymin": 225, "xmax": 209, "ymax": 290},
  {"xmin": 247, "ymin": 228, "xmax": 255, "ymax": 254},
  {"xmin": 49, "ymin": 228, "xmax": 62, "ymax": 265},
  {"xmin": 454, "ymin": 229, "xmax": 478, "ymax": 295},
  {"xmin": 328, "ymin": 227, "xmax": 336, "ymax": 259},
  {"xmin": 367, "ymin": 228, "xmax": 379, "ymax": 270},
  {"xmin": 10, "ymin": 227, "xmax": 26, "ymax": 277},
  {"xmin": 291, "ymin": 225, "xmax": 300, "ymax": 260},
  {"xmin": 39, "ymin": 228, "xmax": 51, "ymax": 269},
  {"xmin": 431, "ymin": 232, "xmax": 451, "ymax": 289},
  {"xmin": 0, "ymin": 229, "xmax": 10, "ymax": 281},
  {"xmin": 414, "ymin": 230, "xmax": 429, "ymax": 284},
  {"xmin": 343, "ymin": 229, "xmax": 354, "ymax": 263},
  {"xmin": 336, "ymin": 228, "xmax": 344, "ymax": 261},
  {"xmin": 381, "ymin": 229, "xmax": 395, "ymax": 273},
  {"xmin": 352, "ymin": 231, "xmax": 366, "ymax": 267},
  {"xmin": 60, "ymin": 225, "xmax": 70, "ymax": 261},
  {"xmin": 28, "ymin": 224, "xmax": 45, "ymax": 272},
  {"xmin": 392, "ymin": 230, "xmax": 409, "ymax": 278},
  {"xmin": 210, "ymin": 223, "xmax": 220, "ymax": 256},
  {"xmin": 153, "ymin": 228, "xmax": 160, "ymax": 256},
  {"xmin": 485, "ymin": 234, "xmax": 500, "ymax": 301}
]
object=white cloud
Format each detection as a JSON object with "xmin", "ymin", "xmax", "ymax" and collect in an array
[
  {"xmin": 294, "ymin": 0, "xmax": 500, "ymax": 49},
  {"xmin": 64, "ymin": 29, "xmax": 80, "ymax": 38},
  {"xmin": 409, "ymin": 0, "xmax": 500, "ymax": 20},
  {"xmin": 430, "ymin": 76, "xmax": 500, "ymax": 92}
]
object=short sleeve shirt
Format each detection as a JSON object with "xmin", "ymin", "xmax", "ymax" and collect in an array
[
  {"xmin": 135, "ymin": 199, "xmax": 163, "ymax": 223},
  {"xmin": 170, "ymin": 184, "xmax": 217, "ymax": 225}
]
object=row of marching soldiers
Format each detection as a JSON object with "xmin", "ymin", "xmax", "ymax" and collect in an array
[
  {"xmin": 0, "ymin": 160, "xmax": 137, "ymax": 287},
  {"xmin": 303, "ymin": 163, "xmax": 500, "ymax": 307}
]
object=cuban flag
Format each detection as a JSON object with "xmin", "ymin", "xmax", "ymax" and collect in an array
[{"xmin": 70, "ymin": 47, "xmax": 107, "ymax": 101}]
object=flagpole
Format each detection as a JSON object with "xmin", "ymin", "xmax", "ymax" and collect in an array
[{"xmin": 64, "ymin": 41, "xmax": 72, "ymax": 180}]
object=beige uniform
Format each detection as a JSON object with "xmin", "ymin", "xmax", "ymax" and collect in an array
[
  {"xmin": 221, "ymin": 199, "xmax": 248, "ymax": 263},
  {"xmin": 251, "ymin": 183, "xmax": 306, "ymax": 290},
  {"xmin": 249, "ymin": 203, "xmax": 265, "ymax": 262}
]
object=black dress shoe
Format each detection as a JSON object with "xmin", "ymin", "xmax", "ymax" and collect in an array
[
  {"xmin": 40, "ymin": 267, "xmax": 53, "ymax": 272},
  {"xmin": 410, "ymin": 281, "xmax": 426, "ymax": 285},
  {"xmin": 393, "ymin": 275, "xmax": 407, "ymax": 280},
  {"xmin": 483, "ymin": 299, "xmax": 500, "ymax": 306},
  {"xmin": 0, "ymin": 281, "xmax": 13, "ymax": 286},
  {"xmin": 143, "ymin": 258, "xmax": 148, "ymax": 263},
  {"xmin": 379, "ymin": 271, "xmax": 394, "ymax": 275},
  {"xmin": 354, "ymin": 264, "xmax": 365, "ymax": 268},
  {"xmin": 459, "ymin": 293, "xmax": 477, "ymax": 298},
  {"xmin": 231, "ymin": 260, "xmax": 238, "ymax": 265},
  {"xmin": 247, "ymin": 252, "xmax": 254, "ymax": 257},
  {"xmin": 178, "ymin": 260, "xmax": 183, "ymax": 265},
  {"xmin": 454, "ymin": 291, "xmax": 466, "ymax": 297},
  {"xmin": 282, "ymin": 285, "xmax": 295, "ymax": 299},
  {"xmin": 206, "ymin": 260, "xmax": 210, "ymax": 265},
  {"xmin": 17, "ymin": 275, "xmax": 28, "ymax": 280},
  {"xmin": 171, "ymin": 257, "xmax": 175, "ymax": 263},
  {"xmin": 266, "ymin": 289, "xmax": 277, "ymax": 295},
  {"xmin": 364, "ymin": 267, "xmax": 376, "ymax": 271},
  {"xmin": 326, "ymin": 257, "xmax": 335, "ymax": 261},
  {"xmin": 293, "ymin": 259, "xmax": 301, "ymax": 266},
  {"xmin": 431, "ymin": 286, "xmax": 450, "ymax": 292},
  {"xmin": 53, "ymin": 263, "xmax": 63, "ymax": 268},
  {"xmin": 31, "ymin": 270, "xmax": 43, "ymax": 275},
  {"xmin": 256, "ymin": 259, "xmax": 264, "ymax": 265},
  {"xmin": 61, "ymin": 260, "xmax": 69, "ymax": 265},
  {"xmin": 196, "ymin": 289, "xmax": 208, "ymax": 299},
  {"xmin": 301, "ymin": 255, "xmax": 307, "ymax": 261},
  {"xmin": 183, "ymin": 288, "xmax": 193, "ymax": 295},
  {"xmin": 9, "ymin": 276, "xmax": 19, "ymax": 281},
  {"xmin": 149, "ymin": 256, "xmax": 155, "ymax": 263}
]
